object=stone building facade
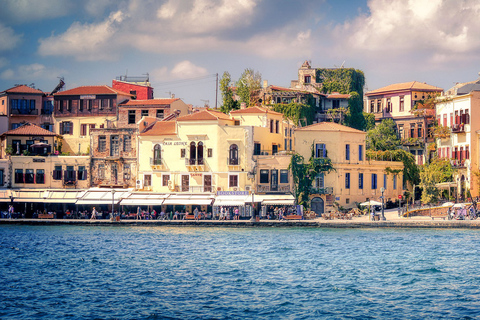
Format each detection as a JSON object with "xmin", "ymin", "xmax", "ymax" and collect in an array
[{"xmin": 89, "ymin": 127, "xmax": 138, "ymax": 188}]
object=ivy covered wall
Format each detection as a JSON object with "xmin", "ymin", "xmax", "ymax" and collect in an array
[{"xmin": 316, "ymin": 68, "xmax": 366, "ymax": 130}]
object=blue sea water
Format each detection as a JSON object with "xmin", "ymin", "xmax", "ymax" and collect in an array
[{"xmin": 1, "ymin": 226, "xmax": 480, "ymax": 319}]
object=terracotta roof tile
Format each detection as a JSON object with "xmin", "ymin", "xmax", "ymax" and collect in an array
[
  {"xmin": 140, "ymin": 121, "xmax": 176, "ymax": 136},
  {"xmin": 1, "ymin": 122, "xmax": 56, "ymax": 137},
  {"xmin": 366, "ymin": 81, "xmax": 443, "ymax": 96},
  {"xmin": 295, "ymin": 121, "xmax": 365, "ymax": 134},
  {"xmin": 230, "ymin": 106, "xmax": 283, "ymax": 116},
  {"xmin": 3, "ymin": 85, "xmax": 44, "ymax": 95},
  {"xmin": 119, "ymin": 98, "xmax": 179, "ymax": 106},
  {"xmin": 54, "ymin": 85, "xmax": 132, "ymax": 96},
  {"xmin": 327, "ymin": 92, "xmax": 351, "ymax": 99},
  {"xmin": 176, "ymin": 110, "xmax": 232, "ymax": 121}
]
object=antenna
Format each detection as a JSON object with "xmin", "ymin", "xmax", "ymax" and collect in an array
[
  {"xmin": 166, "ymin": 91, "xmax": 172, "ymax": 98},
  {"xmin": 201, "ymin": 99, "xmax": 209, "ymax": 107}
]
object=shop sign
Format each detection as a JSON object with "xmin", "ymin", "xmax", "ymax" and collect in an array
[
  {"xmin": 33, "ymin": 158, "xmax": 45, "ymax": 162},
  {"xmin": 162, "ymin": 141, "xmax": 187, "ymax": 146},
  {"xmin": 217, "ymin": 191, "xmax": 249, "ymax": 196}
]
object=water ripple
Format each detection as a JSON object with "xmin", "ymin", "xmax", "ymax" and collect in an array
[{"xmin": 1, "ymin": 226, "xmax": 480, "ymax": 319}]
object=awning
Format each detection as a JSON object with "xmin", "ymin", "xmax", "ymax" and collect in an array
[
  {"xmin": 12, "ymin": 190, "xmax": 49, "ymax": 202},
  {"xmin": 256, "ymin": 194, "xmax": 295, "ymax": 206},
  {"xmin": 76, "ymin": 188, "xmax": 132, "ymax": 205},
  {"xmin": 0, "ymin": 189, "xmax": 12, "ymax": 202},
  {"xmin": 213, "ymin": 195, "xmax": 248, "ymax": 206},
  {"xmin": 45, "ymin": 190, "xmax": 84, "ymax": 203},
  {"xmin": 119, "ymin": 193, "xmax": 168, "ymax": 206},
  {"xmin": 162, "ymin": 194, "xmax": 214, "ymax": 206}
]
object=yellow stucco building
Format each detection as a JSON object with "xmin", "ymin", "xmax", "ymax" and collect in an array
[{"xmin": 295, "ymin": 122, "xmax": 404, "ymax": 214}]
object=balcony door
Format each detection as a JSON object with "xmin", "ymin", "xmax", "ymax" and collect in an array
[{"xmin": 182, "ymin": 175, "xmax": 189, "ymax": 192}]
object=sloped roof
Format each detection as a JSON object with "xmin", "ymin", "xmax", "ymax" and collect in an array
[
  {"xmin": 230, "ymin": 106, "xmax": 283, "ymax": 116},
  {"xmin": 269, "ymin": 85, "xmax": 295, "ymax": 91},
  {"xmin": 1, "ymin": 122, "xmax": 56, "ymax": 137},
  {"xmin": 119, "ymin": 98, "xmax": 179, "ymax": 106},
  {"xmin": 176, "ymin": 109, "xmax": 232, "ymax": 121},
  {"xmin": 295, "ymin": 121, "xmax": 364, "ymax": 134},
  {"xmin": 327, "ymin": 92, "xmax": 351, "ymax": 99},
  {"xmin": 54, "ymin": 85, "xmax": 132, "ymax": 96},
  {"xmin": 140, "ymin": 121, "xmax": 176, "ymax": 136},
  {"xmin": 3, "ymin": 85, "xmax": 44, "ymax": 95},
  {"xmin": 366, "ymin": 81, "xmax": 443, "ymax": 96}
]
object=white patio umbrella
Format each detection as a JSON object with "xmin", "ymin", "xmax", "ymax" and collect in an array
[{"xmin": 360, "ymin": 200, "xmax": 383, "ymax": 207}]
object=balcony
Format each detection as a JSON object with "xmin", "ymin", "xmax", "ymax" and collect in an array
[
  {"xmin": 11, "ymin": 109, "xmax": 38, "ymax": 116},
  {"xmin": 310, "ymin": 187, "xmax": 334, "ymax": 195},
  {"xmin": 227, "ymin": 157, "xmax": 241, "ymax": 171},
  {"xmin": 150, "ymin": 158, "xmax": 164, "ymax": 170},
  {"xmin": 451, "ymin": 124, "xmax": 466, "ymax": 133},
  {"xmin": 451, "ymin": 159, "xmax": 466, "ymax": 168},
  {"xmin": 185, "ymin": 158, "xmax": 206, "ymax": 172},
  {"xmin": 257, "ymin": 185, "xmax": 291, "ymax": 193}
]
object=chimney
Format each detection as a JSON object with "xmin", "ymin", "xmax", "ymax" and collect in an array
[
  {"xmin": 171, "ymin": 93, "xmax": 175, "ymax": 98},
  {"xmin": 263, "ymin": 80, "xmax": 268, "ymax": 88},
  {"xmin": 240, "ymin": 102, "xmax": 247, "ymax": 109}
]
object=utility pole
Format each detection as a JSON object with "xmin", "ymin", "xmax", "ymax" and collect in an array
[{"xmin": 215, "ymin": 73, "xmax": 218, "ymax": 109}]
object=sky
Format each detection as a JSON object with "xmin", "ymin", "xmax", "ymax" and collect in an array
[{"xmin": 0, "ymin": 0, "xmax": 480, "ymax": 107}]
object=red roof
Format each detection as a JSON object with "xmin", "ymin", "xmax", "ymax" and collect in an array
[
  {"xmin": 140, "ymin": 121, "xmax": 177, "ymax": 136},
  {"xmin": 230, "ymin": 106, "xmax": 283, "ymax": 116},
  {"xmin": 366, "ymin": 81, "xmax": 443, "ymax": 96},
  {"xmin": 3, "ymin": 85, "xmax": 44, "ymax": 95},
  {"xmin": 1, "ymin": 122, "xmax": 56, "ymax": 137},
  {"xmin": 327, "ymin": 92, "xmax": 351, "ymax": 99},
  {"xmin": 176, "ymin": 110, "xmax": 232, "ymax": 121},
  {"xmin": 295, "ymin": 121, "xmax": 364, "ymax": 134},
  {"xmin": 119, "ymin": 98, "xmax": 179, "ymax": 106},
  {"xmin": 54, "ymin": 85, "xmax": 132, "ymax": 96}
]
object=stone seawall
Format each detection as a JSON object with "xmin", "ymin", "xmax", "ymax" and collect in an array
[{"xmin": 2, "ymin": 219, "xmax": 480, "ymax": 228}]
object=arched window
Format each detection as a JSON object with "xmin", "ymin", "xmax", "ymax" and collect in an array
[
  {"xmin": 197, "ymin": 142, "xmax": 204, "ymax": 165},
  {"xmin": 189, "ymin": 142, "xmax": 196, "ymax": 165},
  {"xmin": 153, "ymin": 144, "xmax": 162, "ymax": 165},
  {"xmin": 229, "ymin": 144, "xmax": 238, "ymax": 165}
]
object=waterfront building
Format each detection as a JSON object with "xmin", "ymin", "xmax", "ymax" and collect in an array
[
  {"xmin": 295, "ymin": 122, "xmax": 404, "ymax": 214},
  {"xmin": 0, "ymin": 85, "xmax": 46, "ymax": 133},
  {"xmin": 112, "ymin": 74, "xmax": 154, "ymax": 100},
  {"xmin": 435, "ymin": 79, "xmax": 480, "ymax": 198},
  {"xmin": 364, "ymin": 81, "xmax": 443, "ymax": 165},
  {"xmin": 53, "ymin": 85, "xmax": 132, "ymax": 154},
  {"xmin": 89, "ymin": 126, "xmax": 138, "ymax": 188},
  {"xmin": 117, "ymin": 98, "xmax": 189, "ymax": 128},
  {"xmin": 135, "ymin": 107, "xmax": 296, "ymax": 215}
]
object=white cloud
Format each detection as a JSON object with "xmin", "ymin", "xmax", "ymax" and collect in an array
[
  {"xmin": 157, "ymin": 0, "xmax": 257, "ymax": 34},
  {"xmin": 0, "ymin": 0, "xmax": 73, "ymax": 23},
  {"xmin": 0, "ymin": 57, "xmax": 8, "ymax": 69},
  {"xmin": 152, "ymin": 61, "xmax": 208, "ymax": 81},
  {"xmin": 0, "ymin": 23, "xmax": 21, "ymax": 51},
  {"xmin": 0, "ymin": 63, "xmax": 65, "ymax": 81},
  {"xmin": 38, "ymin": 11, "xmax": 125, "ymax": 61},
  {"xmin": 339, "ymin": 0, "xmax": 480, "ymax": 62}
]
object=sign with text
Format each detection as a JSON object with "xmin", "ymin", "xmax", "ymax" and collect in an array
[
  {"xmin": 80, "ymin": 95, "xmax": 96, "ymax": 100},
  {"xmin": 217, "ymin": 191, "xmax": 249, "ymax": 196}
]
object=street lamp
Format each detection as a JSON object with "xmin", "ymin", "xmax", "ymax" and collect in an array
[
  {"xmin": 111, "ymin": 189, "xmax": 116, "ymax": 221},
  {"xmin": 380, "ymin": 187, "xmax": 386, "ymax": 221}
]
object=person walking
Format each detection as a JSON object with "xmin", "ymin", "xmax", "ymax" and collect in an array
[
  {"xmin": 90, "ymin": 207, "xmax": 97, "ymax": 220},
  {"xmin": 8, "ymin": 205, "xmax": 14, "ymax": 219},
  {"xmin": 136, "ymin": 206, "xmax": 141, "ymax": 220},
  {"xmin": 194, "ymin": 207, "xmax": 199, "ymax": 221}
]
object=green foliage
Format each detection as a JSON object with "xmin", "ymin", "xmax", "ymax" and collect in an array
[
  {"xmin": 219, "ymin": 71, "xmax": 239, "ymax": 114},
  {"xmin": 366, "ymin": 149, "xmax": 420, "ymax": 187},
  {"xmin": 363, "ymin": 112, "xmax": 376, "ymax": 131},
  {"xmin": 366, "ymin": 118, "xmax": 401, "ymax": 151},
  {"xmin": 5, "ymin": 146, "xmax": 13, "ymax": 155},
  {"xmin": 22, "ymin": 150, "xmax": 30, "ymax": 156},
  {"xmin": 236, "ymin": 68, "xmax": 262, "ymax": 106},
  {"xmin": 316, "ymin": 68, "xmax": 366, "ymax": 130},
  {"xmin": 419, "ymin": 158, "xmax": 454, "ymax": 204},
  {"xmin": 289, "ymin": 145, "xmax": 335, "ymax": 209},
  {"xmin": 272, "ymin": 102, "xmax": 315, "ymax": 126}
]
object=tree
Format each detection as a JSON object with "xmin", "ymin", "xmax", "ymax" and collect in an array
[
  {"xmin": 289, "ymin": 145, "xmax": 335, "ymax": 209},
  {"xmin": 363, "ymin": 112, "xmax": 376, "ymax": 131},
  {"xmin": 236, "ymin": 68, "xmax": 262, "ymax": 106},
  {"xmin": 219, "ymin": 71, "xmax": 238, "ymax": 114},
  {"xmin": 272, "ymin": 102, "xmax": 315, "ymax": 127},
  {"xmin": 366, "ymin": 118, "xmax": 401, "ymax": 151},
  {"xmin": 419, "ymin": 158, "xmax": 454, "ymax": 204},
  {"xmin": 316, "ymin": 67, "xmax": 366, "ymax": 130}
]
